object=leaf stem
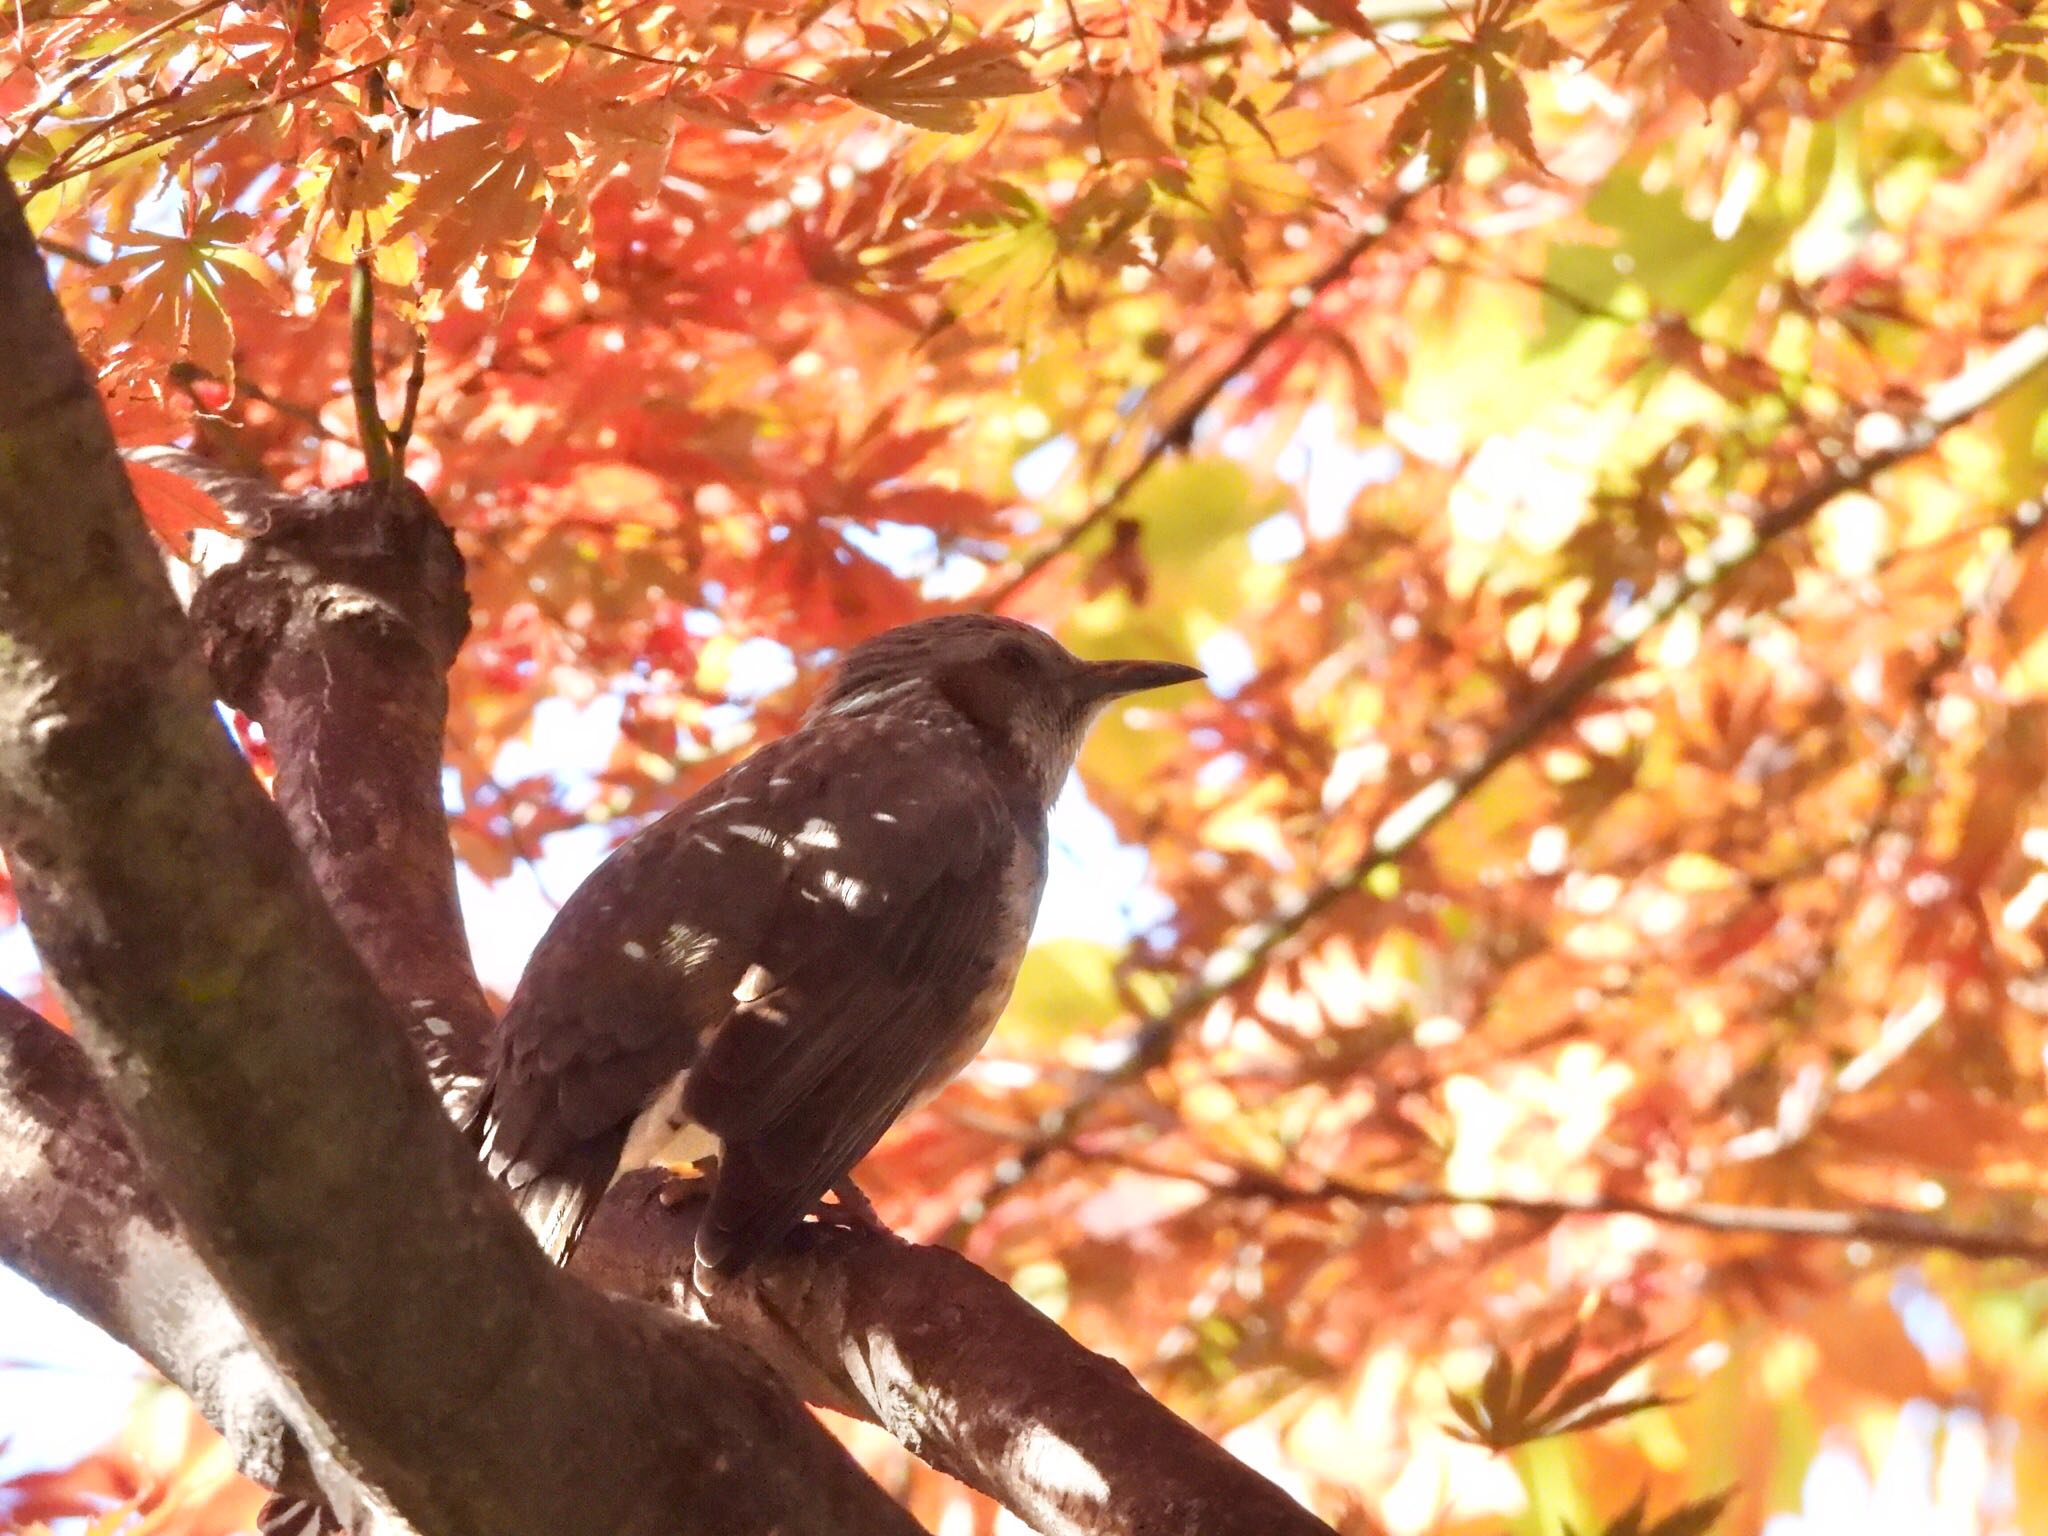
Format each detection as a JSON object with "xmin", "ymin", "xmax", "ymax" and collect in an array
[{"xmin": 350, "ymin": 255, "xmax": 395, "ymax": 483}]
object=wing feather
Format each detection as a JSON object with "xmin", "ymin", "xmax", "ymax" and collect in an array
[{"xmin": 684, "ymin": 753, "xmax": 1016, "ymax": 1269}]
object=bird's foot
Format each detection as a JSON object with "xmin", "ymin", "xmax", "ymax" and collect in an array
[
  {"xmin": 656, "ymin": 1158, "xmax": 717, "ymax": 1209},
  {"xmin": 811, "ymin": 1175, "xmax": 890, "ymax": 1234}
]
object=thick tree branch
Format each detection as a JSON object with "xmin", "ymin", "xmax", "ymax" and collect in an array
[
  {"xmin": 189, "ymin": 474, "xmax": 490, "ymax": 1114},
  {"xmin": 0, "ymin": 175, "xmax": 919, "ymax": 1536},
  {"xmin": 2, "ymin": 175, "xmax": 1334, "ymax": 1536},
  {"xmin": 578, "ymin": 1174, "xmax": 1339, "ymax": 1536},
  {"xmin": 0, "ymin": 993, "xmax": 320, "ymax": 1503},
  {"xmin": 952, "ymin": 322, "xmax": 2048, "ymax": 1230},
  {"xmin": 3, "ymin": 984, "xmax": 1341, "ymax": 1536}
]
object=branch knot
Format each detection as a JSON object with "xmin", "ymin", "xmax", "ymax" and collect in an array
[{"xmin": 191, "ymin": 478, "xmax": 470, "ymax": 714}]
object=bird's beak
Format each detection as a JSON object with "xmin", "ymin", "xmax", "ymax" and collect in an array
[{"xmin": 1073, "ymin": 658, "xmax": 1207, "ymax": 703}]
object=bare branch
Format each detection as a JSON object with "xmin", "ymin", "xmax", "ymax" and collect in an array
[
  {"xmin": 158, "ymin": 441, "xmax": 1337, "ymax": 1531},
  {"xmin": 1, "ymin": 983, "xmax": 1338, "ymax": 1536},
  {"xmin": 24, "ymin": 58, "xmax": 392, "ymax": 193},
  {"xmin": 0, "ymin": 993, "xmax": 321, "ymax": 1502},
  {"xmin": 1158, "ymin": 0, "xmax": 1471, "ymax": 65},
  {"xmin": 976, "ymin": 197, "xmax": 1417, "ymax": 610},
  {"xmin": 189, "ymin": 474, "xmax": 491, "ymax": 1114},
  {"xmin": 1185, "ymin": 1162, "xmax": 2048, "ymax": 1267},
  {"xmin": 0, "ymin": 173, "xmax": 919, "ymax": 1536},
  {"xmin": 950, "ymin": 322, "xmax": 2048, "ymax": 1230},
  {"xmin": 578, "ymin": 1174, "xmax": 1341, "ymax": 1536}
]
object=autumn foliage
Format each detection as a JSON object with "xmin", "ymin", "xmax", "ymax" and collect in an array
[{"xmin": 8, "ymin": 0, "xmax": 2048, "ymax": 1530}]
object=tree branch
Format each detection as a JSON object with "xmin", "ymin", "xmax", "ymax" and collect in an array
[
  {"xmin": 0, "ymin": 993, "xmax": 321, "ymax": 1504},
  {"xmin": 949, "ymin": 321, "xmax": 2048, "ymax": 1231},
  {"xmin": 1101, "ymin": 1154, "xmax": 2048, "ymax": 1266},
  {"xmin": 578, "ymin": 1174, "xmax": 1340, "ymax": 1536},
  {"xmin": 1157, "ymin": 0, "xmax": 1471, "ymax": 66},
  {"xmin": 0, "ymin": 173, "xmax": 919, "ymax": 1536},
  {"xmin": 137, "ymin": 341, "xmax": 1339, "ymax": 1534},
  {"xmin": 977, "ymin": 196, "xmax": 1417, "ymax": 610},
  {"xmin": 189, "ymin": 474, "xmax": 491, "ymax": 1115},
  {"xmin": 2, "ymin": 171, "xmax": 1335, "ymax": 1536},
  {"xmin": 2, "ymin": 988, "xmax": 1341, "ymax": 1536},
  {"xmin": 187, "ymin": 452, "xmax": 1337, "ymax": 1526}
]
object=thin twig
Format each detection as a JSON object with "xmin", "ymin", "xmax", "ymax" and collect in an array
[
  {"xmin": 0, "ymin": 0, "xmax": 233, "ymax": 165},
  {"xmin": 1181, "ymin": 1162, "xmax": 2048, "ymax": 1266},
  {"xmin": 466, "ymin": 0, "xmax": 810, "ymax": 88},
  {"xmin": 388, "ymin": 322, "xmax": 430, "ymax": 469},
  {"xmin": 1742, "ymin": 15, "xmax": 1939, "ymax": 53},
  {"xmin": 977, "ymin": 196, "xmax": 1417, "ymax": 610},
  {"xmin": 943, "ymin": 322, "xmax": 2048, "ymax": 1235},
  {"xmin": 25, "ymin": 57, "xmax": 388, "ymax": 193},
  {"xmin": 169, "ymin": 360, "xmax": 349, "ymax": 445},
  {"xmin": 1158, "ymin": 0, "xmax": 1472, "ymax": 65},
  {"xmin": 477, "ymin": 0, "xmax": 698, "ymax": 73},
  {"xmin": 35, "ymin": 234, "xmax": 104, "ymax": 267}
]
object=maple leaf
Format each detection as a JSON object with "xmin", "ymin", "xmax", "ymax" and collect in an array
[
  {"xmin": 94, "ymin": 211, "xmax": 274, "ymax": 388},
  {"xmin": 1248, "ymin": 0, "xmax": 1379, "ymax": 45},
  {"xmin": 388, "ymin": 125, "xmax": 550, "ymax": 295},
  {"xmin": 1376, "ymin": 53, "xmax": 1477, "ymax": 183},
  {"xmin": 126, "ymin": 458, "xmax": 232, "ymax": 555},
  {"xmin": 1446, "ymin": 1327, "xmax": 1679, "ymax": 1449},
  {"xmin": 820, "ymin": 27, "xmax": 1040, "ymax": 133},
  {"xmin": 1662, "ymin": 0, "xmax": 1760, "ymax": 102},
  {"xmin": 1565, "ymin": 1490, "xmax": 1733, "ymax": 1536}
]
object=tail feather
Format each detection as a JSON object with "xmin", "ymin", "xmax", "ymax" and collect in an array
[
  {"xmin": 477, "ymin": 1099, "xmax": 621, "ymax": 1267},
  {"xmin": 507, "ymin": 1164, "xmax": 606, "ymax": 1266}
]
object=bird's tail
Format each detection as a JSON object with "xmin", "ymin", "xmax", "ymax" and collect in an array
[
  {"xmin": 472, "ymin": 1088, "xmax": 619, "ymax": 1267},
  {"xmin": 503, "ymin": 1157, "xmax": 608, "ymax": 1266}
]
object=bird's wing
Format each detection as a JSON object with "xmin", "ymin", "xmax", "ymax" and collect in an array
[
  {"xmin": 480, "ymin": 736, "xmax": 820, "ymax": 1192},
  {"xmin": 683, "ymin": 738, "xmax": 1019, "ymax": 1269}
]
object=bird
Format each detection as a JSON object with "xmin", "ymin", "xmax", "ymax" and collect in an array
[{"xmin": 477, "ymin": 613, "xmax": 1203, "ymax": 1273}]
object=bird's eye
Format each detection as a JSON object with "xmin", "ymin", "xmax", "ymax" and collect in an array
[{"xmin": 997, "ymin": 641, "xmax": 1035, "ymax": 674}]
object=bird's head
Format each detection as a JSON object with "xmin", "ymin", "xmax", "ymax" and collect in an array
[{"xmin": 809, "ymin": 615, "xmax": 1204, "ymax": 806}]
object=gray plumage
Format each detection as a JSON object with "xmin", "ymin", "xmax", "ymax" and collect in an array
[{"xmin": 478, "ymin": 614, "xmax": 1202, "ymax": 1272}]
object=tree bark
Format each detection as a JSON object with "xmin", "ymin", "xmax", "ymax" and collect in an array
[
  {"xmin": 0, "ymin": 991, "xmax": 318, "ymax": 1504},
  {"xmin": 2, "ymin": 994, "xmax": 1338, "ymax": 1536},
  {"xmin": 190, "ymin": 475, "xmax": 491, "ymax": 1116},
  {"xmin": 582, "ymin": 1175, "xmax": 1338, "ymax": 1536},
  {"xmin": 0, "ymin": 174, "xmax": 920, "ymax": 1536}
]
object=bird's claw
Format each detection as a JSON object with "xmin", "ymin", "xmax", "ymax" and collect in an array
[
  {"xmin": 656, "ymin": 1166, "xmax": 712, "ymax": 1209},
  {"xmin": 811, "ymin": 1176, "xmax": 890, "ymax": 1234}
]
